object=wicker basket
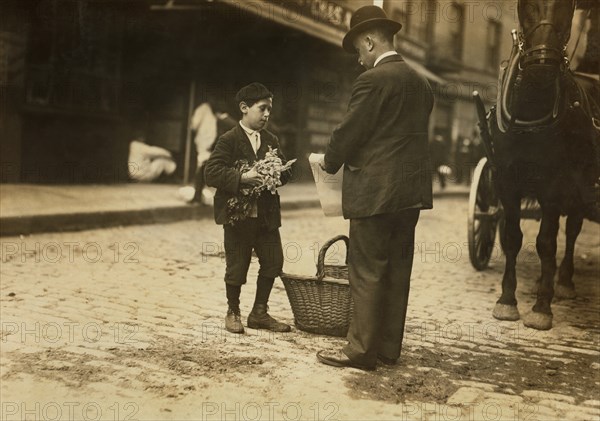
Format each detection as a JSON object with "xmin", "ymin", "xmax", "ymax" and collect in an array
[{"xmin": 280, "ymin": 235, "xmax": 353, "ymax": 337}]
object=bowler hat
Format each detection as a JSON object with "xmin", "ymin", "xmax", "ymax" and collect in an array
[
  {"xmin": 342, "ymin": 5, "xmax": 402, "ymax": 53},
  {"xmin": 235, "ymin": 82, "xmax": 273, "ymax": 105}
]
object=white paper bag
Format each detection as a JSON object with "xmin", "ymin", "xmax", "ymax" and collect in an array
[{"xmin": 309, "ymin": 153, "xmax": 343, "ymax": 217}]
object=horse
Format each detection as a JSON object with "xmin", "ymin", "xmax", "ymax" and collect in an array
[{"xmin": 475, "ymin": 0, "xmax": 599, "ymax": 330}]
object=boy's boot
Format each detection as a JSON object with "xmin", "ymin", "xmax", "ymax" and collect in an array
[
  {"xmin": 247, "ymin": 275, "xmax": 290, "ymax": 332},
  {"xmin": 225, "ymin": 307, "xmax": 244, "ymax": 334},
  {"xmin": 247, "ymin": 304, "xmax": 291, "ymax": 332},
  {"xmin": 225, "ymin": 283, "xmax": 244, "ymax": 333}
]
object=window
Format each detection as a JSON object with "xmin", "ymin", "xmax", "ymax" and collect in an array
[
  {"xmin": 26, "ymin": 0, "xmax": 122, "ymax": 113},
  {"xmin": 392, "ymin": 8, "xmax": 410, "ymax": 37},
  {"xmin": 408, "ymin": 0, "xmax": 429, "ymax": 42},
  {"xmin": 487, "ymin": 20, "xmax": 502, "ymax": 69},
  {"xmin": 391, "ymin": 1, "xmax": 430, "ymax": 43},
  {"xmin": 447, "ymin": 3, "xmax": 464, "ymax": 59}
]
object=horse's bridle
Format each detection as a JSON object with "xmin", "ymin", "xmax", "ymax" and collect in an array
[
  {"xmin": 495, "ymin": 0, "xmax": 587, "ymax": 133},
  {"xmin": 518, "ymin": 0, "xmax": 576, "ymax": 68},
  {"xmin": 519, "ymin": 25, "xmax": 568, "ymax": 67}
]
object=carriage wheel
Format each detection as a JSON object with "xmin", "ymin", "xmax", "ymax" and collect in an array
[{"xmin": 468, "ymin": 157, "xmax": 501, "ymax": 270}]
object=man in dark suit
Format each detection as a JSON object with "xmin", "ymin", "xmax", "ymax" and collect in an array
[
  {"xmin": 205, "ymin": 83, "xmax": 292, "ymax": 334},
  {"xmin": 317, "ymin": 5, "xmax": 434, "ymax": 370}
]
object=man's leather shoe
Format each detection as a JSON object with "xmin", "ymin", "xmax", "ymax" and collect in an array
[
  {"xmin": 247, "ymin": 304, "xmax": 291, "ymax": 332},
  {"xmin": 225, "ymin": 307, "xmax": 244, "ymax": 334},
  {"xmin": 316, "ymin": 350, "xmax": 375, "ymax": 371},
  {"xmin": 377, "ymin": 354, "xmax": 398, "ymax": 366}
]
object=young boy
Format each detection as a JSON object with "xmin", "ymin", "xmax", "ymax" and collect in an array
[{"xmin": 204, "ymin": 82, "xmax": 292, "ymax": 334}]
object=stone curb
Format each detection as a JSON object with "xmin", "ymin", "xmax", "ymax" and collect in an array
[{"xmin": 0, "ymin": 191, "xmax": 467, "ymax": 237}]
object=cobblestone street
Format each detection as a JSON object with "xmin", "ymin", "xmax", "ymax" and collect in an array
[{"xmin": 1, "ymin": 197, "xmax": 599, "ymax": 420}]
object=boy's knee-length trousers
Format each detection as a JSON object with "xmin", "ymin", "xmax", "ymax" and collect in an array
[{"xmin": 223, "ymin": 219, "xmax": 284, "ymax": 286}]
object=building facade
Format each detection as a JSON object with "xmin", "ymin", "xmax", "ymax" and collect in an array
[
  {"xmin": 384, "ymin": 0, "xmax": 518, "ymax": 181},
  {"xmin": 3, "ymin": 0, "xmax": 376, "ymax": 183},
  {"xmin": 0, "ymin": 0, "xmax": 526, "ymax": 184}
]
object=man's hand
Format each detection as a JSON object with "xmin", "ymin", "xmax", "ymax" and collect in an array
[
  {"xmin": 240, "ymin": 168, "xmax": 263, "ymax": 186},
  {"xmin": 318, "ymin": 157, "xmax": 327, "ymax": 172}
]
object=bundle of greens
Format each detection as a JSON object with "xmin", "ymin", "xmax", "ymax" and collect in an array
[{"xmin": 226, "ymin": 146, "xmax": 296, "ymax": 224}]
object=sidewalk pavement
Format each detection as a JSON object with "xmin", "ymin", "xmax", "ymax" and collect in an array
[{"xmin": 0, "ymin": 182, "xmax": 470, "ymax": 236}]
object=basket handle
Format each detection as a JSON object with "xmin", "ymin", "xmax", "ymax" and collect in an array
[{"xmin": 316, "ymin": 235, "xmax": 349, "ymax": 281}]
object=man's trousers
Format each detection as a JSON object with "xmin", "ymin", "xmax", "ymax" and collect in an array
[{"xmin": 343, "ymin": 209, "xmax": 420, "ymax": 367}]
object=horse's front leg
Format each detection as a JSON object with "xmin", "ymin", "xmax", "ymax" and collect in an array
[
  {"xmin": 556, "ymin": 212, "xmax": 583, "ymax": 299},
  {"xmin": 523, "ymin": 206, "xmax": 560, "ymax": 330},
  {"xmin": 493, "ymin": 193, "xmax": 522, "ymax": 321}
]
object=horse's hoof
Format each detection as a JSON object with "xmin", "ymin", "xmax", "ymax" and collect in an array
[
  {"xmin": 523, "ymin": 312, "xmax": 553, "ymax": 330},
  {"xmin": 492, "ymin": 303, "xmax": 520, "ymax": 321},
  {"xmin": 555, "ymin": 284, "xmax": 576, "ymax": 299}
]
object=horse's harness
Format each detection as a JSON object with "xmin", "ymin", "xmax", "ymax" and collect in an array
[
  {"xmin": 496, "ymin": 0, "xmax": 599, "ymax": 134},
  {"xmin": 519, "ymin": 21, "xmax": 569, "ymax": 67}
]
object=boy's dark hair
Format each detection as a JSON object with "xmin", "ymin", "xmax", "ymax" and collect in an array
[{"xmin": 235, "ymin": 82, "xmax": 273, "ymax": 107}]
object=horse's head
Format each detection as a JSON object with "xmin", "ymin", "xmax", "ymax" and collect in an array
[
  {"xmin": 518, "ymin": 0, "xmax": 576, "ymax": 66},
  {"xmin": 505, "ymin": 0, "xmax": 577, "ymax": 124}
]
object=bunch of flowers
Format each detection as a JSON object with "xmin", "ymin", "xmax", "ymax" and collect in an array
[{"xmin": 226, "ymin": 146, "xmax": 296, "ymax": 224}]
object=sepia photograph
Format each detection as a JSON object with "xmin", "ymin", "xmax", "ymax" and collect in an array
[{"xmin": 1, "ymin": 0, "xmax": 599, "ymax": 419}]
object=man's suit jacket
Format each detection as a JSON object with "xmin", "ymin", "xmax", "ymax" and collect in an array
[
  {"xmin": 205, "ymin": 124, "xmax": 290, "ymax": 230},
  {"xmin": 323, "ymin": 54, "xmax": 434, "ymax": 219}
]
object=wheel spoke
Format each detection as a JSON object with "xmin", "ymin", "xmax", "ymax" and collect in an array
[{"xmin": 468, "ymin": 159, "xmax": 499, "ymax": 270}]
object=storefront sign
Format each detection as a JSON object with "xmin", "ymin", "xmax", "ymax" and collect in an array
[{"xmin": 265, "ymin": 0, "xmax": 352, "ymax": 32}]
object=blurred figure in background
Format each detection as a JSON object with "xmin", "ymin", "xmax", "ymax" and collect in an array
[
  {"xmin": 455, "ymin": 136, "xmax": 474, "ymax": 185},
  {"xmin": 430, "ymin": 134, "xmax": 449, "ymax": 189},
  {"xmin": 128, "ymin": 136, "xmax": 176, "ymax": 182},
  {"xmin": 190, "ymin": 101, "xmax": 236, "ymax": 204}
]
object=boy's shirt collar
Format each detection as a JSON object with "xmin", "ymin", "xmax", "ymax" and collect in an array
[
  {"xmin": 237, "ymin": 121, "xmax": 260, "ymax": 218},
  {"xmin": 239, "ymin": 121, "xmax": 261, "ymax": 156},
  {"xmin": 239, "ymin": 120, "xmax": 259, "ymax": 135}
]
